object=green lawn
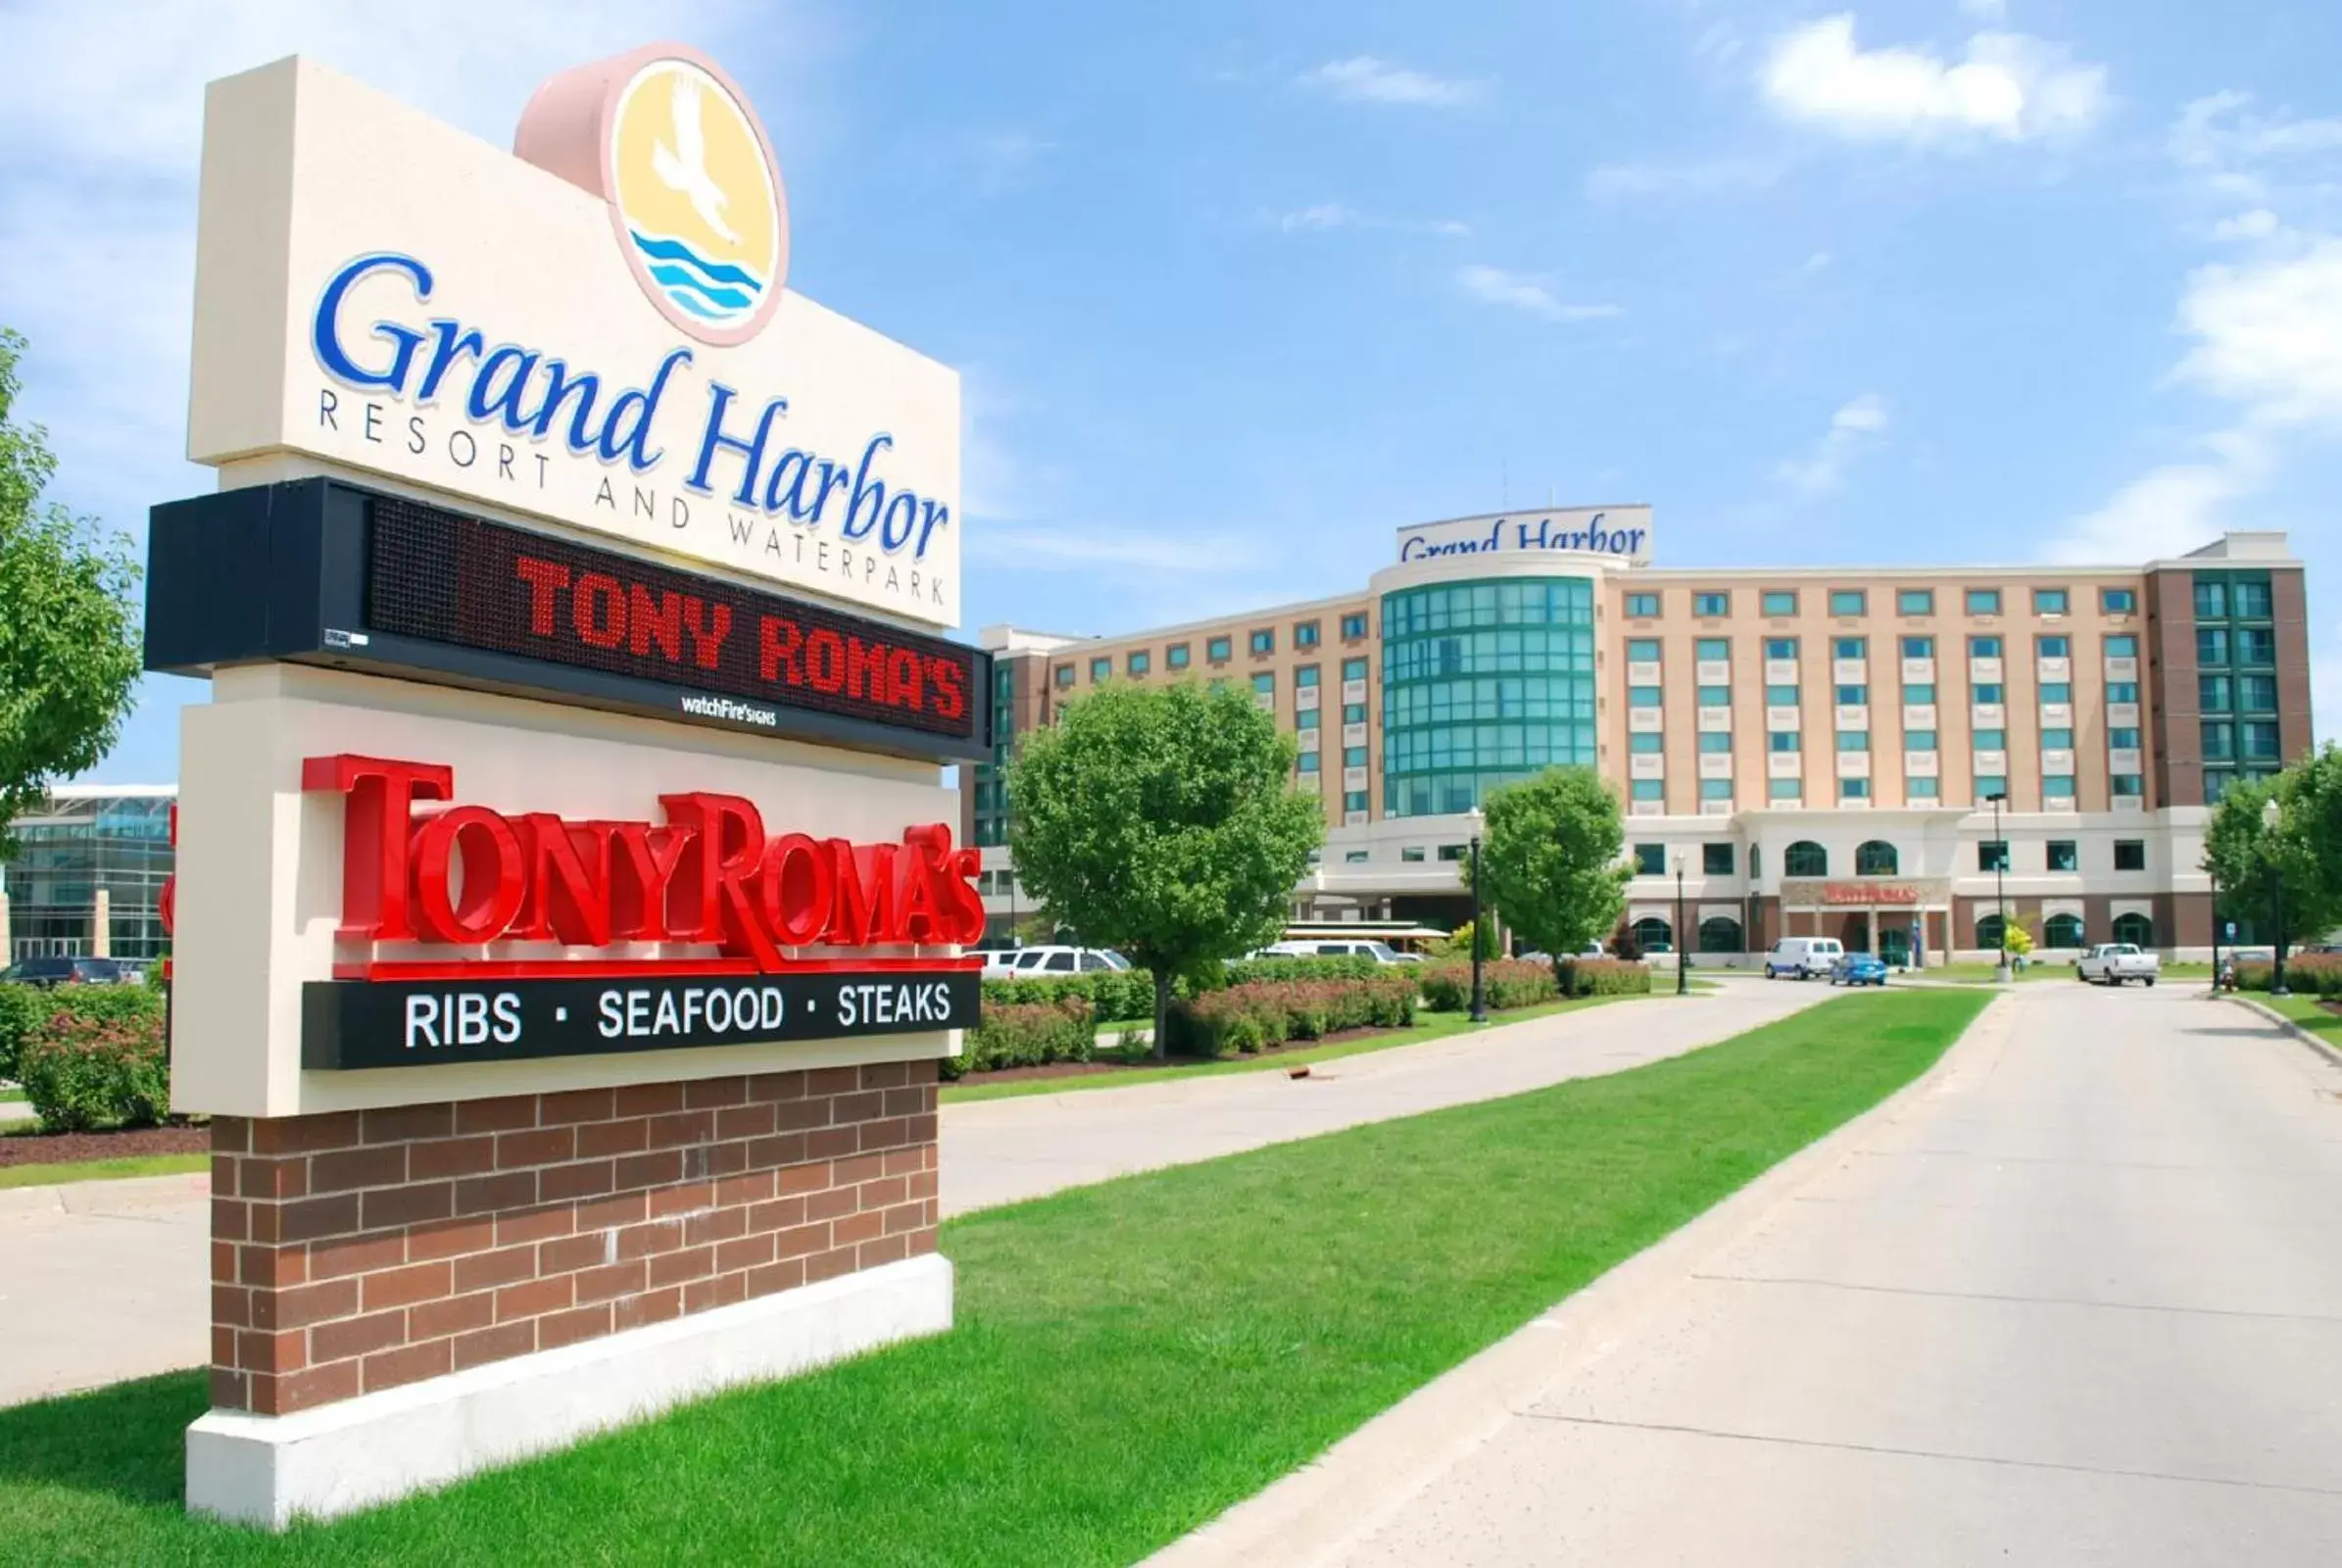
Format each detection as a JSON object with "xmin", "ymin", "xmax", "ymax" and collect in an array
[
  {"xmin": 0, "ymin": 1153, "xmax": 210, "ymax": 1191},
  {"xmin": 1926, "ymin": 959, "xmax": 2213, "ymax": 986},
  {"xmin": 944, "ymin": 994, "xmax": 1627, "ymax": 1103},
  {"xmin": 2258, "ymin": 991, "xmax": 2342, "ymax": 1049},
  {"xmin": 0, "ymin": 988, "xmax": 1988, "ymax": 1566}
]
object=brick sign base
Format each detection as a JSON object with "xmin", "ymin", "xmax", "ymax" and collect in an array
[{"xmin": 185, "ymin": 1060, "xmax": 950, "ymax": 1526}]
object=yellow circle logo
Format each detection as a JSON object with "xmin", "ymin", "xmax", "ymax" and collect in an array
[{"xmin": 516, "ymin": 45, "xmax": 790, "ymax": 346}]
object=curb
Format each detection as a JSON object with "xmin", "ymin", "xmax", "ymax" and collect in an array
[
  {"xmin": 1144, "ymin": 990, "xmax": 2017, "ymax": 1568},
  {"xmin": 2220, "ymin": 993, "xmax": 2342, "ymax": 1070},
  {"xmin": 0, "ymin": 1170, "xmax": 212, "ymax": 1220}
]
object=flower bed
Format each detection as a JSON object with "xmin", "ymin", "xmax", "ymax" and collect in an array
[
  {"xmin": 1167, "ymin": 974, "xmax": 1416, "ymax": 1058},
  {"xmin": 2233, "ymin": 954, "xmax": 2342, "ymax": 997},
  {"xmin": 1418, "ymin": 959, "xmax": 1558, "ymax": 1012}
]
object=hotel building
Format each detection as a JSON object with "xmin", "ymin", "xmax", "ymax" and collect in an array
[{"xmin": 968, "ymin": 509, "xmax": 2314, "ymax": 963}]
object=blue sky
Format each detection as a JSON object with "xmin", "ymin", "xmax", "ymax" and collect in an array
[{"xmin": 0, "ymin": 0, "xmax": 2335, "ymax": 784}]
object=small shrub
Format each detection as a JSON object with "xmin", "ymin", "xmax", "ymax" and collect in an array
[
  {"xmin": 981, "ymin": 968, "xmax": 1154, "ymax": 1022},
  {"xmin": 945, "ymin": 998, "xmax": 1095, "ymax": 1081},
  {"xmin": 1418, "ymin": 959, "xmax": 1559, "ymax": 1011},
  {"xmin": 1167, "ymin": 974, "xmax": 1416, "ymax": 1057},
  {"xmin": 1216, "ymin": 955, "xmax": 1381, "ymax": 989},
  {"xmin": 19, "ymin": 1007, "xmax": 170, "ymax": 1132},
  {"xmin": 0, "ymin": 981, "xmax": 165, "ymax": 1085},
  {"xmin": 1555, "ymin": 957, "xmax": 1653, "ymax": 998},
  {"xmin": 2234, "ymin": 955, "xmax": 2342, "ymax": 997}
]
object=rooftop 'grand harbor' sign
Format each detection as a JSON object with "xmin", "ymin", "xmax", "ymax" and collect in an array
[{"xmin": 1395, "ymin": 506, "xmax": 1654, "ymax": 566}]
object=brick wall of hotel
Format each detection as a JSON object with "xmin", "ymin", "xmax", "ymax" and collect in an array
[{"xmin": 967, "ymin": 525, "xmax": 2312, "ymax": 964}]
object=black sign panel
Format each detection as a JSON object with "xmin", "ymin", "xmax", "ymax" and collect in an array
[
  {"xmin": 144, "ymin": 479, "xmax": 992, "ymax": 763},
  {"xmin": 301, "ymin": 969, "xmax": 980, "ymax": 1070}
]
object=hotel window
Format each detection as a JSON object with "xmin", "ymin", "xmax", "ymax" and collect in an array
[
  {"xmin": 1767, "ymin": 685, "xmax": 1798, "ymax": 706},
  {"xmin": 1697, "ymin": 685, "xmax": 1730, "ymax": 707},
  {"xmin": 1974, "ymin": 683, "xmax": 2004, "ymax": 705},
  {"xmin": 2033, "ymin": 587, "xmax": 2069, "ymax": 615},
  {"xmin": 2241, "ymin": 720, "xmax": 2281, "ymax": 760},
  {"xmin": 1830, "ymin": 589, "xmax": 1867, "ymax": 616},
  {"xmin": 1120, "ymin": 650, "xmax": 1148, "ymax": 678},
  {"xmin": 1297, "ymin": 752, "xmax": 1320, "ymax": 772},
  {"xmin": 1630, "ymin": 685, "xmax": 1662, "ymax": 708},
  {"xmin": 1769, "ymin": 731, "xmax": 1799, "ymax": 752},
  {"xmin": 2202, "ymin": 720, "xmax": 2233, "ymax": 760},
  {"xmin": 1966, "ymin": 588, "xmax": 2002, "ymax": 615},
  {"xmin": 2041, "ymin": 728, "xmax": 2074, "ymax": 750},
  {"xmin": 1626, "ymin": 592, "xmax": 1660, "ymax": 617},
  {"xmin": 1769, "ymin": 777, "xmax": 1800, "ymax": 800},
  {"xmin": 1632, "ymin": 780, "xmax": 1665, "ymax": 803},
  {"xmin": 1835, "ymin": 684, "xmax": 1867, "ymax": 706},
  {"xmin": 1628, "ymin": 638, "xmax": 1662, "ymax": 662},
  {"xmin": 2106, "ymin": 680, "xmax": 2138, "ymax": 704},
  {"xmin": 2112, "ymin": 774, "xmax": 2145, "ymax": 800},
  {"xmin": 2106, "ymin": 634, "xmax": 2138, "ymax": 659},
  {"xmin": 1762, "ymin": 590, "xmax": 1798, "ymax": 616},
  {"xmin": 1343, "ymin": 790, "xmax": 1369, "ymax": 812},
  {"xmin": 1635, "ymin": 844, "xmax": 1667, "ymax": 875},
  {"xmin": 1909, "ymin": 777, "xmax": 1939, "ymax": 799},
  {"xmin": 1343, "ymin": 746, "xmax": 1368, "ymax": 767},
  {"xmin": 2234, "ymin": 578, "xmax": 2273, "ymax": 618},
  {"xmin": 1696, "ymin": 637, "xmax": 1731, "ymax": 662},
  {"xmin": 1840, "ymin": 777, "xmax": 1870, "ymax": 800},
  {"xmin": 2037, "ymin": 635, "xmax": 2070, "ymax": 660},
  {"xmin": 1167, "ymin": 643, "xmax": 1191, "ymax": 670},
  {"xmin": 1704, "ymin": 843, "xmax": 1735, "ymax": 875},
  {"xmin": 1249, "ymin": 628, "xmax": 1275, "ymax": 656},
  {"xmin": 1970, "ymin": 635, "xmax": 2001, "ymax": 660},
  {"xmin": 1296, "ymin": 709, "xmax": 1320, "ymax": 730},
  {"xmin": 1342, "ymin": 850, "xmax": 1367, "ymax": 863},
  {"xmin": 2114, "ymin": 839, "xmax": 2146, "ymax": 870},
  {"xmin": 1898, "ymin": 589, "xmax": 1935, "ymax": 616},
  {"xmin": 1400, "ymin": 846, "xmax": 1426, "ymax": 862},
  {"xmin": 1699, "ymin": 731, "xmax": 1732, "ymax": 753},
  {"xmin": 1836, "ymin": 731, "xmax": 1868, "ymax": 751},
  {"xmin": 2194, "ymin": 579, "xmax": 2229, "ymax": 617},
  {"xmin": 1296, "ymin": 664, "xmax": 1319, "ymax": 687},
  {"xmin": 1342, "ymin": 657, "xmax": 1368, "ymax": 681},
  {"xmin": 1438, "ymin": 845, "xmax": 1468, "ymax": 862},
  {"xmin": 2196, "ymin": 626, "xmax": 2229, "ymax": 665},
  {"xmin": 1343, "ymin": 702, "xmax": 1367, "ymax": 723},
  {"xmin": 1207, "ymin": 635, "xmax": 1232, "ymax": 662},
  {"xmin": 1294, "ymin": 620, "xmax": 1320, "ymax": 649},
  {"xmin": 2109, "ymin": 726, "xmax": 2140, "ymax": 750},
  {"xmin": 1702, "ymin": 778, "xmax": 1734, "ymax": 802},
  {"xmin": 1906, "ymin": 730, "xmax": 1937, "ymax": 751},
  {"xmin": 1090, "ymin": 657, "xmax": 1111, "ymax": 683},
  {"xmin": 1631, "ymin": 731, "xmax": 1663, "ymax": 753},
  {"xmin": 1766, "ymin": 637, "xmax": 1798, "ymax": 661},
  {"xmin": 2236, "ymin": 626, "xmax": 2276, "ymax": 666},
  {"xmin": 1905, "ymin": 684, "xmax": 1935, "ymax": 705},
  {"xmin": 1976, "ymin": 775, "xmax": 2009, "ymax": 801},
  {"xmin": 1975, "ymin": 729, "xmax": 2006, "ymax": 751},
  {"xmin": 2238, "ymin": 673, "xmax": 2277, "ymax": 711},
  {"xmin": 2040, "ymin": 682, "xmax": 2071, "ymax": 704},
  {"xmin": 1054, "ymin": 664, "xmax": 1074, "ymax": 689},
  {"xmin": 1693, "ymin": 591, "xmax": 1730, "ymax": 617},
  {"xmin": 1252, "ymin": 672, "xmax": 1275, "ymax": 698},
  {"xmin": 1342, "ymin": 612, "xmax": 1369, "ymax": 640},
  {"xmin": 2101, "ymin": 587, "xmax": 2137, "ymax": 614},
  {"xmin": 2047, "ymin": 840, "xmax": 2079, "ymax": 872},
  {"xmin": 1979, "ymin": 840, "xmax": 2010, "ymax": 872},
  {"xmin": 2043, "ymin": 775, "xmax": 2076, "ymax": 801},
  {"xmin": 1902, "ymin": 635, "xmax": 1934, "ymax": 659},
  {"xmin": 1834, "ymin": 637, "xmax": 1867, "ymax": 661}
]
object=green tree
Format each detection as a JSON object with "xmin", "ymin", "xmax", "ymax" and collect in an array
[
  {"xmin": 1432, "ymin": 919, "xmax": 1495, "ymax": 962},
  {"xmin": 2203, "ymin": 759, "xmax": 2342, "ymax": 961},
  {"xmin": 0, "ymin": 329, "xmax": 142, "ymax": 854},
  {"xmin": 1468, "ymin": 766, "xmax": 1631, "ymax": 982},
  {"xmin": 1005, "ymin": 680, "xmax": 1323, "ymax": 1055}
]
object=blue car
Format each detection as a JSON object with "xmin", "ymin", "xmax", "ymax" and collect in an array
[{"xmin": 1830, "ymin": 952, "xmax": 1889, "ymax": 987}]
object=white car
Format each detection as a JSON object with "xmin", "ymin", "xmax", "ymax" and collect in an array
[
  {"xmin": 986, "ymin": 946, "xmax": 1131, "ymax": 977},
  {"xmin": 1260, "ymin": 939, "xmax": 1421, "ymax": 965},
  {"xmin": 2076, "ymin": 943, "xmax": 2160, "ymax": 987},
  {"xmin": 1763, "ymin": 937, "xmax": 1845, "ymax": 980}
]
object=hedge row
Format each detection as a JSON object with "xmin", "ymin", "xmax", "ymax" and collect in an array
[
  {"xmin": 0, "ymin": 982, "xmax": 166, "ymax": 1085},
  {"xmin": 941, "ymin": 999, "xmax": 1096, "ymax": 1082},
  {"xmin": 17, "ymin": 1006, "xmax": 170, "ymax": 1132},
  {"xmin": 2233, "ymin": 955, "xmax": 2342, "ymax": 997},
  {"xmin": 1418, "ymin": 959, "xmax": 1558, "ymax": 1011},
  {"xmin": 1167, "ymin": 974, "xmax": 1417, "ymax": 1058},
  {"xmin": 1556, "ymin": 957, "xmax": 1654, "ymax": 998},
  {"xmin": 981, "ymin": 955, "xmax": 1384, "ymax": 1022}
]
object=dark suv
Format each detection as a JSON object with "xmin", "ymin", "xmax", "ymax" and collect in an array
[{"xmin": 0, "ymin": 956, "xmax": 138, "ymax": 988}]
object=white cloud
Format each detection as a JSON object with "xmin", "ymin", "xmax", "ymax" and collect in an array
[
  {"xmin": 1455, "ymin": 266, "xmax": 1621, "ymax": 322},
  {"xmin": 1278, "ymin": 203, "xmax": 1356, "ymax": 233},
  {"xmin": 1775, "ymin": 393, "xmax": 1889, "ymax": 494},
  {"xmin": 1583, "ymin": 158, "xmax": 1780, "ymax": 199},
  {"xmin": 2211, "ymin": 208, "xmax": 2282, "ymax": 242},
  {"xmin": 2173, "ymin": 239, "xmax": 2342, "ymax": 424},
  {"xmin": 2047, "ymin": 439, "xmax": 2267, "ymax": 564},
  {"xmin": 1959, "ymin": 0, "xmax": 2008, "ymax": 20},
  {"xmin": 2171, "ymin": 91, "xmax": 2342, "ymax": 172},
  {"xmin": 1298, "ymin": 56, "xmax": 1482, "ymax": 108},
  {"xmin": 1759, "ymin": 15, "xmax": 2108, "ymax": 144},
  {"xmin": 1791, "ymin": 250, "xmax": 1833, "ymax": 279}
]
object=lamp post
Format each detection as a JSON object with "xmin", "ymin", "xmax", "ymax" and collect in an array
[
  {"xmin": 2266, "ymin": 796, "xmax": 2289, "ymax": 999},
  {"xmin": 1467, "ymin": 808, "xmax": 1488, "ymax": 1023},
  {"xmin": 1987, "ymin": 792, "xmax": 2008, "ymax": 981},
  {"xmin": 1673, "ymin": 852, "xmax": 1688, "ymax": 997},
  {"xmin": 2207, "ymin": 861, "xmax": 2221, "ymax": 997}
]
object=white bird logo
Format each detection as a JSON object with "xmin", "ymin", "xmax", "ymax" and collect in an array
[{"xmin": 650, "ymin": 74, "xmax": 740, "ymax": 244}]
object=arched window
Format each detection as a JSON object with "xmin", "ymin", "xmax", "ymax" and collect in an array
[
  {"xmin": 2043, "ymin": 913, "xmax": 2085, "ymax": 950},
  {"xmin": 2112, "ymin": 911, "xmax": 2154, "ymax": 948},
  {"xmin": 1976, "ymin": 913, "xmax": 2006, "ymax": 951},
  {"xmin": 1855, "ymin": 840, "xmax": 1899, "ymax": 876},
  {"xmin": 1632, "ymin": 916, "xmax": 1674, "ymax": 954},
  {"xmin": 1698, "ymin": 915, "xmax": 1744, "ymax": 954},
  {"xmin": 1783, "ymin": 841, "xmax": 1828, "ymax": 878}
]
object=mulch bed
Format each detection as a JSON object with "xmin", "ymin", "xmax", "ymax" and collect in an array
[
  {"xmin": 0, "ymin": 1123, "xmax": 211, "ymax": 1167},
  {"xmin": 950, "ymin": 1022, "xmax": 1402, "ymax": 1086}
]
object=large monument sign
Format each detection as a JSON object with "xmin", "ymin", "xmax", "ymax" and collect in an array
[{"xmin": 160, "ymin": 45, "xmax": 976, "ymax": 1527}]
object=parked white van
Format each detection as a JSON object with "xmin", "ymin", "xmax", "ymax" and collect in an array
[{"xmin": 1763, "ymin": 937, "xmax": 1844, "ymax": 980}]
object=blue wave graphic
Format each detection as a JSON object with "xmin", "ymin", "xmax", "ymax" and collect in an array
[
  {"xmin": 646, "ymin": 264, "xmax": 756, "ymax": 313},
  {"xmin": 667, "ymin": 289, "xmax": 725, "ymax": 320},
  {"xmin": 627, "ymin": 229, "xmax": 766, "ymax": 293}
]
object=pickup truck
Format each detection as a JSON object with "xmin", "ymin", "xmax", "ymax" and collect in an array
[{"xmin": 2076, "ymin": 943, "xmax": 2160, "ymax": 987}]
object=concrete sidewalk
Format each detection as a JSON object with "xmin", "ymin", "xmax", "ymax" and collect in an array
[
  {"xmin": 1157, "ymin": 985, "xmax": 2342, "ymax": 1565},
  {"xmin": 0, "ymin": 983, "xmax": 1820, "ymax": 1409}
]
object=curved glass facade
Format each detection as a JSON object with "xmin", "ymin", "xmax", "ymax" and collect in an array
[{"xmin": 1381, "ymin": 576, "xmax": 1597, "ymax": 816}]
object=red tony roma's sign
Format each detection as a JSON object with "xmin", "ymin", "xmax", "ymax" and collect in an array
[{"xmin": 299, "ymin": 755, "xmax": 984, "ymax": 1069}]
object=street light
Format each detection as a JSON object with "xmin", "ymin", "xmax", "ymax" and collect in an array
[
  {"xmin": 1673, "ymin": 851, "xmax": 1688, "ymax": 997},
  {"xmin": 1467, "ymin": 808, "xmax": 1488, "ymax": 1023},
  {"xmin": 1987, "ymin": 792, "xmax": 2008, "ymax": 981},
  {"xmin": 2207, "ymin": 860, "xmax": 2221, "ymax": 997},
  {"xmin": 2266, "ymin": 796, "xmax": 2290, "ymax": 999}
]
